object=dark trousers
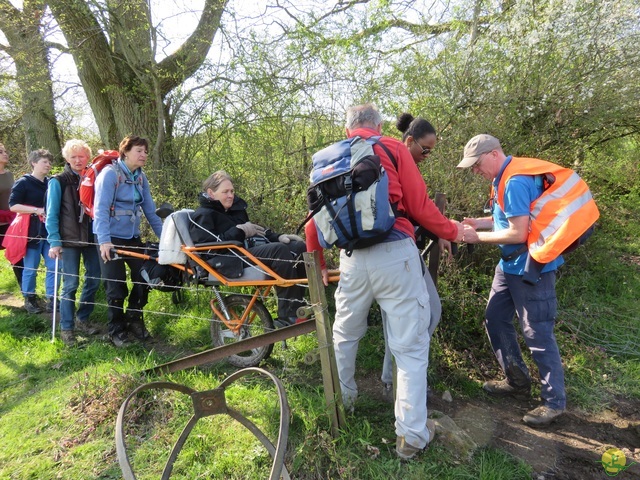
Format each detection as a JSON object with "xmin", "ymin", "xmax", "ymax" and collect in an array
[
  {"xmin": 98, "ymin": 237, "xmax": 149, "ymax": 336},
  {"xmin": 249, "ymin": 241, "xmax": 306, "ymax": 319},
  {"xmin": 484, "ymin": 265, "xmax": 566, "ymax": 410}
]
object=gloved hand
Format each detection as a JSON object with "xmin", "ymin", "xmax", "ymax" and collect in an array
[
  {"xmin": 278, "ymin": 234, "xmax": 304, "ymax": 244},
  {"xmin": 236, "ymin": 222, "xmax": 266, "ymax": 238}
]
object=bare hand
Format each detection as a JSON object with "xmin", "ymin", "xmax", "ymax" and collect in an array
[
  {"xmin": 321, "ymin": 268, "xmax": 329, "ymax": 287},
  {"xmin": 462, "ymin": 225, "xmax": 480, "ymax": 243},
  {"xmin": 100, "ymin": 242, "xmax": 114, "ymax": 262},
  {"xmin": 462, "ymin": 217, "xmax": 478, "ymax": 228},
  {"xmin": 452, "ymin": 220, "xmax": 465, "ymax": 243},
  {"xmin": 48, "ymin": 246, "xmax": 62, "ymax": 260},
  {"xmin": 438, "ymin": 239, "xmax": 453, "ymax": 262}
]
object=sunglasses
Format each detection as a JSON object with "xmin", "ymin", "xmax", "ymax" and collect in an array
[{"xmin": 414, "ymin": 141, "xmax": 432, "ymax": 156}]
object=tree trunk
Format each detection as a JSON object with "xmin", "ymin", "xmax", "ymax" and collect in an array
[
  {"xmin": 0, "ymin": 0, "xmax": 61, "ymax": 160},
  {"xmin": 49, "ymin": 0, "xmax": 228, "ymax": 169}
]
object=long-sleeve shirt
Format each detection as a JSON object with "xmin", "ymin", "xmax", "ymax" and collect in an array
[{"xmin": 306, "ymin": 127, "xmax": 458, "ymax": 265}]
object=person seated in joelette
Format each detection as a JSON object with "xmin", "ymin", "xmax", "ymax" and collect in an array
[{"xmin": 189, "ymin": 170, "xmax": 306, "ymax": 328}]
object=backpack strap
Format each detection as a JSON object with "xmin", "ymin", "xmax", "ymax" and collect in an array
[
  {"xmin": 109, "ymin": 162, "xmax": 143, "ymax": 221},
  {"xmin": 367, "ymin": 136, "xmax": 398, "ymax": 171},
  {"xmin": 367, "ymin": 136, "xmax": 405, "ymax": 219}
]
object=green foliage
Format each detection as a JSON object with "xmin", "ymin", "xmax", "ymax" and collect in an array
[{"xmin": 1, "ymin": 0, "xmax": 640, "ymax": 477}]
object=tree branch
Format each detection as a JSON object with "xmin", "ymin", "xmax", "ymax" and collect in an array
[
  {"xmin": 45, "ymin": 41, "xmax": 69, "ymax": 53},
  {"xmin": 156, "ymin": 0, "xmax": 228, "ymax": 95}
]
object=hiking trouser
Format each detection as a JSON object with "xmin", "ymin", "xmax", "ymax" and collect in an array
[
  {"xmin": 248, "ymin": 240, "xmax": 306, "ymax": 320},
  {"xmin": 59, "ymin": 245, "xmax": 101, "ymax": 330},
  {"xmin": 98, "ymin": 236, "xmax": 149, "ymax": 336},
  {"xmin": 333, "ymin": 237, "xmax": 433, "ymax": 449},
  {"xmin": 485, "ymin": 265, "xmax": 566, "ymax": 410},
  {"xmin": 381, "ymin": 260, "xmax": 440, "ymax": 385}
]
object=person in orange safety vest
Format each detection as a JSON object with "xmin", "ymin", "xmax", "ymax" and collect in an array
[{"xmin": 458, "ymin": 134, "xmax": 597, "ymax": 428}]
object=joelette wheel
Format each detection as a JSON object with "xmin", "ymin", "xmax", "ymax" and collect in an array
[{"xmin": 210, "ymin": 294, "xmax": 275, "ymax": 367}]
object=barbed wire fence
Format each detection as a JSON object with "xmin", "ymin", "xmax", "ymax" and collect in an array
[
  {"xmin": 2, "ymin": 233, "xmax": 638, "ymax": 359},
  {"xmin": 0, "ymin": 232, "xmax": 318, "ymax": 335}
]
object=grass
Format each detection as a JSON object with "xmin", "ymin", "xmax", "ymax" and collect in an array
[{"xmin": 0, "ymin": 179, "xmax": 638, "ymax": 478}]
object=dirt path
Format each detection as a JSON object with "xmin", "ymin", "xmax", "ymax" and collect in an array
[
  {"xmin": 446, "ymin": 396, "xmax": 639, "ymax": 479},
  {"xmin": 359, "ymin": 374, "xmax": 640, "ymax": 479}
]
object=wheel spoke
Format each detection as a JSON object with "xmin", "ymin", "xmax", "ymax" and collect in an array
[{"xmin": 210, "ymin": 294, "xmax": 274, "ymax": 367}]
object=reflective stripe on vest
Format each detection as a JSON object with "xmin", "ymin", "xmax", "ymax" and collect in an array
[{"xmin": 496, "ymin": 157, "xmax": 600, "ymax": 264}]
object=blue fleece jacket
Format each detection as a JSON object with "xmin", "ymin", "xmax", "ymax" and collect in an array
[{"xmin": 92, "ymin": 159, "xmax": 163, "ymax": 244}]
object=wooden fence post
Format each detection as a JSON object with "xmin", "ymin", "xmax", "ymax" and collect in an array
[
  {"xmin": 428, "ymin": 193, "xmax": 447, "ymax": 286},
  {"xmin": 302, "ymin": 251, "xmax": 346, "ymax": 437}
]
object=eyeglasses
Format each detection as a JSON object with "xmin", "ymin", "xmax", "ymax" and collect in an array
[
  {"xmin": 483, "ymin": 193, "xmax": 495, "ymax": 213},
  {"xmin": 472, "ymin": 151, "xmax": 492, "ymax": 170},
  {"xmin": 414, "ymin": 141, "xmax": 432, "ymax": 156}
]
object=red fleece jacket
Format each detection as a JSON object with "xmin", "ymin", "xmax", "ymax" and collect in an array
[{"xmin": 306, "ymin": 127, "xmax": 458, "ymax": 268}]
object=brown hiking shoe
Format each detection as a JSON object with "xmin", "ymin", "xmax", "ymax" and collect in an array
[
  {"xmin": 396, "ymin": 419, "xmax": 436, "ymax": 460},
  {"xmin": 60, "ymin": 330, "xmax": 77, "ymax": 347},
  {"xmin": 523, "ymin": 405, "xmax": 565, "ymax": 427},
  {"xmin": 482, "ymin": 378, "xmax": 531, "ymax": 400}
]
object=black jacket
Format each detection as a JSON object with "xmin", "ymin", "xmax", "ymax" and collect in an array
[
  {"xmin": 54, "ymin": 164, "xmax": 94, "ymax": 248},
  {"xmin": 9, "ymin": 174, "xmax": 48, "ymax": 245},
  {"xmin": 189, "ymin": 193, "xmax": 279, "ymax": 244}
]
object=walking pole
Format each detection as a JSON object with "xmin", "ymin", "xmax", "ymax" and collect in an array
[{"xmin": 51, "ymin": 255, "xmax": 59, "ymax": 343}]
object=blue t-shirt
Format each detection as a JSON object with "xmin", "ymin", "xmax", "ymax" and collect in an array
[{"xmin": 492, "ymin": 157, "xmax": 563, "ymax": 275}]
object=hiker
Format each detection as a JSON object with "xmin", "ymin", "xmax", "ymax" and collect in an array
[
  {"xmin": 459, "ymin": 134, "xmax": 575, "ymax": 427},
  {"xmin": 0, "ymin": 142, "xmax": 24, "ymax": 288},
  {"xmin": 379, "ymin": 112, "xmax": 456, "ymax": 401},
  {"xmin": 46, "ymin": 139, "xmax": 102, "ymax": 346},
  {"xmin": 93, "ymin": 135, "xmax": 163, "ymax": 348},
  {"xmin": 305, "ymin": 103, "xmax": 464, "ymax": 460},
  {"xmin": 189, "ymin": 170, "xmax": 306, "ymax": 328},
  {"xmin": 8, "ymin": 149, "xmax": 57, "ymax": 314}
]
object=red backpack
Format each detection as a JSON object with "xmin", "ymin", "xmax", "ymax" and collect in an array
[{"xmin": 79, "ymin": 150, "xmax": 120, "ymax": 219}]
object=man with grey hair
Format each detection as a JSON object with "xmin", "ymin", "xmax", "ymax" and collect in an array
[
  {"xmin": 306, "ymin": 103, "xmax": 464, "ymax": 459},
  {"xmin": 459, "ymin": 134, "xmax": 567, "ymax": 427}
]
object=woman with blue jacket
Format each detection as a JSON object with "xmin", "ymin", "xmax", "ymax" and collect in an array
[{"xmin": 94, "ymin": 135, "xmax": 163, "ymax": 348}]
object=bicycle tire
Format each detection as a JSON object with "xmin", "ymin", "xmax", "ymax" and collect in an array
[{"xmin": 210, "ymin": 294, "xmax": 275, "ymax": 368}]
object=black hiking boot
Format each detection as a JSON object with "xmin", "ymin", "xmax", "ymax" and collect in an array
[
  {"xmin": 110, "ymin": 331, "xmax": 133, "ymax": 348},
  {"xmin": 24, "ymin": 296, "xmax": 43, "ymax": 314},
  {"xmin": 128, "ymin": 320, "xmax": 152, "ymax": 341}
]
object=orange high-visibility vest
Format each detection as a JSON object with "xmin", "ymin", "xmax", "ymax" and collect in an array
[{"xmin": 495, "ymin": 157, "xmax": 600, "ymax": 264}]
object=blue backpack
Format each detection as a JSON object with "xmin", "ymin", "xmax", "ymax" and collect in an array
[{"xmin": 300, "ymin": 136, "xmax": 398, "ymax": 255}]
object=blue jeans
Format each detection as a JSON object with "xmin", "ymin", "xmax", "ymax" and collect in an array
[
  {"xmin": 485, "ymin": 265, "xmax": 566, "ymax": 410},
  {"xmin": 59, "ymin": 245, "xmax": 102, "ymax": 330},
  {"xmin": 22, "ymin": 241, "xmax": 57, "ymax": 299}
]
